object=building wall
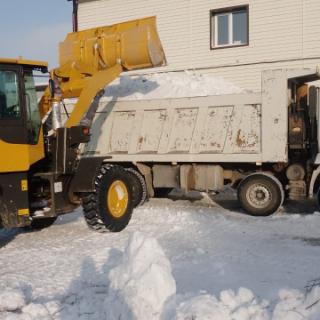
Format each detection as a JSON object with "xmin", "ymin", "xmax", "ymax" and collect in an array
[{"xmin": 78, "ymin": 0, "xmax": 320, "ymax": 91}]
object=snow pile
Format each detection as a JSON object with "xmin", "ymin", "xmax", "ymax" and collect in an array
[
  {"xmin": 175, "ymin": 287, "xmax": 320, "ymax": 320},
  {"xmin": 105, "ymin": 232, "xmax": 176, "ymax": 320},
  {"xmin": 103, "ymin": 233, "xmax": 320, "ymax": 320},
  {"xmin": 176, "ymin": 288, "xmax": 269, "ymax": 320},
  {"xmin": 273, "ymin": 287, "xmax": 320, "ymax": 320},
  {"xmin": 0, "ymin": 289, "xmax": 26, "ymax": 313},
  {"xmin": 103, "ymin": 71, "xmax": 243, "ymax": 101},
  {"xmin": 0, "ymin": 288, "xmax": 52, "ymax": 320}
]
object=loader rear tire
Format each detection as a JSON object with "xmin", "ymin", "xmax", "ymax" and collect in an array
[
  {"xmin": 30, "ymin": 217, "xmax": 57, "ymax": 230},
  {"xmin": 82, "ymin": 164, "xmax": 133, "ymax": 232},
  {"xmin": 238, "ymin": 174, "xmax": 283, "ymax": 216},
  {"xmin": 125, "ymin": 168, "xmax": 147, "ymax": 207}
]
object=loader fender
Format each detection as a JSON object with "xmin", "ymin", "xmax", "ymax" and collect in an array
[{"xmin": 70, "ymin": 157, "xmax": 111, "ymax": 193}]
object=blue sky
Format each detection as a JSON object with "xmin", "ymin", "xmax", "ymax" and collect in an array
[{"xmin": 0, "ymin": 0, "xmax": 72, "ymax": 68}]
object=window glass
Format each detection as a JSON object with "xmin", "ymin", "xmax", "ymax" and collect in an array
[
  {"xmin": 233, "ymin": 10, "xmax": 248, "ymax": 45},
  {"xmin": 211, "ymin": 6, "xmax": 248, "ymax": 49},
  {"xmin": 0, "ymin": 70, "xmax": 21, "ymax": 118},
  {"xmin": 24, "ymin": 70, "xmax": 41, "ymax": 144},
  {"xmin": 217, "ymin": 14, "xmax": 229, "ymax": 46}
]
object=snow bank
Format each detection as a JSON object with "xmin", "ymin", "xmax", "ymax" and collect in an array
[
  {"xmin": 105, "ymin": 231, "xmax": 176, "ymax": 320},
  {"xmin": 103, "ymin": 71, "xmax": 243, "ymax": 101}
]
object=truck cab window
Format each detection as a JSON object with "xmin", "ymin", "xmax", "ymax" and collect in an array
[
  {"xmin": 0, "ymin": 70, "xmax": 21, "ymax": 119},
  {"xmin": 24, "ymin": 70, "xmax": 41, "ymax": 144}
]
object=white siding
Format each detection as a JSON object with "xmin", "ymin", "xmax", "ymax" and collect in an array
[{"xmin": 78, "ymin": 0, "xmax": 320, "ymax": 91}]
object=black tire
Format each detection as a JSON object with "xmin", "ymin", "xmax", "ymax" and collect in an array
[
  {"xmin": 82, "ymin": 164, "xmax": 133, "ymax": 232},
  {"xmin": 125, "ymin": 168, "xmax": 147, "ymax": 207},
  {"xmin": 238, "ymin": 174, "xmax": 283, "ymax": 216},
  {"xmin": 30, "ymin": 217, "xmax": 57, "ymax": 230},
  {"xmin": 316, "ymin": 187, "xmax": 320, "ymax": 209}
]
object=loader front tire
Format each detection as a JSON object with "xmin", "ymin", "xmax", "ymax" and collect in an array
[
  {"xmin": 238, "ymin": 174, "xmax": 283, "ymax": 216},
  {"xmin": 82, "ymin": 165, "xmax": 133, "ymax": 232}
]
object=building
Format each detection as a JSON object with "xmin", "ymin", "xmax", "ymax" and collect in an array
[{"xmin": 77, "ymin": 0, "xmax": 320, "ymax": 91}]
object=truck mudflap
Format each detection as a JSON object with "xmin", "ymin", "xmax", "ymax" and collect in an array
[{"xmin": 0, "ymin": 172, "xmax": 31, "ymax": 228}]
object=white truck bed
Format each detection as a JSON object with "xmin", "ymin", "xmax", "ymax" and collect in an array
[{"xmin": 79, "ymin": 69, "xmax": 290, "ymax": 163}]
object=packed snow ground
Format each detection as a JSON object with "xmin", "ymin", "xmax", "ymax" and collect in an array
[{"xmin": 1, "ymin": 193, "xmax": 320, "ymax": 320}]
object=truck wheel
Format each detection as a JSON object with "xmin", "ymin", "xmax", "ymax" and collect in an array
[
  {"xmin": 82, "ymin": 164, "xmax": 133, "ymax": 232},
  {"xmin": 30, "ymin": 217, "xmax": 57, "ymax": 230},
  {"xmin": 238, "ymin": 174, "xmax": 283, "ymax": 216},
  {"xmin": 125, "ymin": 168, "xmax": 147, "ymax": 207}
]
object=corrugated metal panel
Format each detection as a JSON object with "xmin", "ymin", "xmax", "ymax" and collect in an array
[
  {"xmin": 78, "ymin": 0, "xmax": 192, "ymax": 70},
  {"xmin": 78, "ymin": 0, "xmax": 320, "ymax": 91},
  {"xmin": 201, "ymin": 58, "xmax": 320, "ymax": 92},
  {"xmin": 303, "ymin": 1, "xmax": 320, "ymax": 57}
]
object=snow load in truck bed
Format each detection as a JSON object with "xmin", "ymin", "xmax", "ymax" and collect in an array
[{"xmin": 103, "ymin": 71, "xmax": 243, "ymax": 101}]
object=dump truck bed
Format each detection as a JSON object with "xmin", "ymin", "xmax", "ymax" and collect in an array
[{"xmin": 75, "ymin": 70, "xmax": 290, "ymax": 164}]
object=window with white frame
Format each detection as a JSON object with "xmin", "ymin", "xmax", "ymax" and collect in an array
[{"xmin": 211, "ymin": 6, "xmax": 249, "ymax": 49}]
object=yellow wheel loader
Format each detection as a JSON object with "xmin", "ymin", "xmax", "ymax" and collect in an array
[{"xmin": 0, "ymin": 17, "xmax": 165, "ymax": 231}]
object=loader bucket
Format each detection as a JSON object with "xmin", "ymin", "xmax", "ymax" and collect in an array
[{"xmin": 59, "ymin": 16, "xmax": 166, "ymax": 74}]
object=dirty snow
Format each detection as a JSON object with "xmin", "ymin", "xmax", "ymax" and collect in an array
[
  {"xmin": 1, "ymin": 195, "xmax": 320, "ymax": 319},
  {"xmin": 102, "ymin": 71, "xmax": 243, "ymax": 101}
]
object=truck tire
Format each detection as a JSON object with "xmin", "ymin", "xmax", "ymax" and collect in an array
[
  {"xmin": 125, "ymin": 168, "xmax": 147, "ymax": 207},
  {"xmin": 316, "ymin": 187, "xmax": 320, "ymax": 209},
  {"xmin": 30, "ymin": 217, "xmax": 57, "ymax": 230},
  {"xmin": 238, "ymin": 174, "xmax": 283, "ymax": 216},
  {"xmin": 82, "ymin": 164, "xmax": 133, "ymax": 232}
]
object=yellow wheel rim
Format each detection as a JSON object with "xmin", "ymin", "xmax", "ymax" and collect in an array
[{"xmin": 107, "ymin": 180, "xmax": 129, "ymax": 218}]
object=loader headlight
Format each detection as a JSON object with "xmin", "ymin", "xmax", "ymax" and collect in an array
[{"xmin": 82, "ymin": 127, "xmax": 90, "ymax": 136}]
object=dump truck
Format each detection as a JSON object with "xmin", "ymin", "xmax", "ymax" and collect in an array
[
  {"xmin": 60, "ymin": 67, "xmax": 320, "ymax": 228},
  {"xmin": 0, "ymin": 17, "xmax": 166, "ymax": 231}
]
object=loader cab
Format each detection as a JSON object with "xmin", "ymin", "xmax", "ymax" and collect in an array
[
  {"xmin": 0, "ymin": 58, "xmax": 48, "ymax": 174},
  {"xmin": 0, "ymin": 59, "xmax": 48, "ymax": 146}
]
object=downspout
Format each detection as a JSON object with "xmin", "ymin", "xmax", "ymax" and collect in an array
[
  {"xmin": 302, "ymin": 0, "xmax": 304, "ymax": 65},
  {"xmin": 68, "ymin": 0, "xmax": 79, "ymax": 32},
  {"xmin": 189, "ymin": 0, "xmax": 193, "ymax": 70}
]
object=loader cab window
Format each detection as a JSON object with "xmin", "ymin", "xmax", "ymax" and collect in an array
[
  {"xmin": 0, "ymin": 70, "xmax": 21, "ymax": 119},
  {"xmin": 24, "ymin": 69, "xmax": 41, "ymax": 144}
]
